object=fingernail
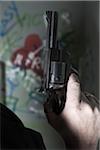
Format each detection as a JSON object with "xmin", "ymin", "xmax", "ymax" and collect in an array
[{"xmin": 71, "ymin": 73, "xmax": 80, "ymax": 83}]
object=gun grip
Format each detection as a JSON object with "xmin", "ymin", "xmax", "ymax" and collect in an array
[{"xmin": 45, "ymin": 87, "xmax": 66, "ymax": 115}]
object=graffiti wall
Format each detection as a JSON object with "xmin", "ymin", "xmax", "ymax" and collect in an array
[
  {"xmin": 0, "ymin": 1, "xmax": 99, "ymax": 149},
  {"xmin": 0, "ymin": 1, "xmax": 74, "ymax": 115},
  {"xmin": 0, "ymin": 1, "xmax": 44, "ymax": 115}
]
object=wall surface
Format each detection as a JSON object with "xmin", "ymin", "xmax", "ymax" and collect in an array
[
  {"xmin": 79, "ymin": 1, "xmax": 99, "ymax": 98},
  {"xmin": 0, "ymin": 1, "xmax": 99, "ymax": 149}
]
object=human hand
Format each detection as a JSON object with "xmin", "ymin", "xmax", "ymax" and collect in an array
[{"xmin": 44, "ymin": 73, "xmax": 100, "ymax": 150}]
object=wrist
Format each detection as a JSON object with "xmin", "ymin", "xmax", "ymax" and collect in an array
[
  {"xmin": 64, "ymin": 142, "xmax": 97, "ymax": 150},
  {"xmin": 62, "ymin": 136, "xmax": 97, "ymax": 150}
]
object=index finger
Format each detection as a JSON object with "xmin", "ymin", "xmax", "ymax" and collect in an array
[{"xmin": 66, "ymin": 73, "xmax": 81, "ymax": 108}]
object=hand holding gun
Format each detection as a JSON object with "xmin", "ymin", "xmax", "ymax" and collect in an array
[{"xmin": 42, "ymin": 11, "xmax": 100, "ymax": 150}]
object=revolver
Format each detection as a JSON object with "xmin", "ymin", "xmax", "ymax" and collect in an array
[{"xmin": 41, "ymin": 11, "xmax": 72, "ymax": 114}]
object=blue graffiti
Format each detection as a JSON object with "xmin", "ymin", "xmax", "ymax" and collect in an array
[
  {"xmin": 28, "ymin": 90, "xmax": 46, "ymax": 104},
  {"xmin": 0, "ymin": 1, "xmax": 23, "ymax": 37},
  {"xmin": 6, "ymin": 96, "xmax": 19, "ymax": 112},
  {"xmin": 7, "ymin": 78, "xmax": 19, "ymax": 96}
]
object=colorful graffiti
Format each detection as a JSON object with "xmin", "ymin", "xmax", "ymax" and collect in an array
[
  {"xmin": 0, "ymin": 30, "xmax": 23, "ymax": 59},
  {"xmin": 6, "ymin": 62, "xmax": 44, "ymax": 113},
  {"xmin": 11, "ymin": 34, "xmax": 43, "ymax": 77},
  {"xmin": 6, "ymin": 64, "xmax": 20, "ymax": 111},
  {"xmin": 5, "ymin": 33, "xmax": 44, "ymax": 113},
  {"xmin": 6, "ymin": 95, "xmax": 19, "ymax": 112},
  {"xmin": 0, "ymin": 11, "xmax": 43, "ymax": 59},
  {"xmin": 0, "ymin": 2, "xmax": 72, "ymax": 117},
  {"xmin": 20, "ymin": 12, "xmax": 42, "ymax": 28},
  {"xmin": 0, "ymin": 1, "xmax": 23, "ymax": 37}
]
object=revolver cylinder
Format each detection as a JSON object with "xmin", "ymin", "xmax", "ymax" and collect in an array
[{"xmin": 50, "ymin": 61, "xmax": 66, "ymax": 89}]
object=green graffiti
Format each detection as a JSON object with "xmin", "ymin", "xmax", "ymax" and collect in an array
[
  {"xmin": 0, "ymin": 12, "xmax": 43, "ymax": 60},
  {"xmin": 6, "ymin": 96, "xmax": 19, "ymax": 112},
  {"xmin": 0, "ymin": 29, "xmax": 23, "ymax": 60},
  {"xmin": 19, "ymin": 12, "xmax": 42, "ymax": 28}
]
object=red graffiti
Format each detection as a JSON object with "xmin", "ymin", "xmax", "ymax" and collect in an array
[{"xmin": 11, "ymin": 34, "xmax": 43, "ymax": 77}]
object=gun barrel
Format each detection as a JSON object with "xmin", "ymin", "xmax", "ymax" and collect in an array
[{"xmin": 46, "ymin": 11, "xmax": 58, "ymax": 49}]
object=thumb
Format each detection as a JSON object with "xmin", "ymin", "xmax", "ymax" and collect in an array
[{"xmin": 66, "ymin": 73, "xmax": 81, "ymax": 107}]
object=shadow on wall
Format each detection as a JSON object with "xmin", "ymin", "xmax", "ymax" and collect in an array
[{"xmin": 0, "ymin": 61, "xmax": 6, "ymax": 105}]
